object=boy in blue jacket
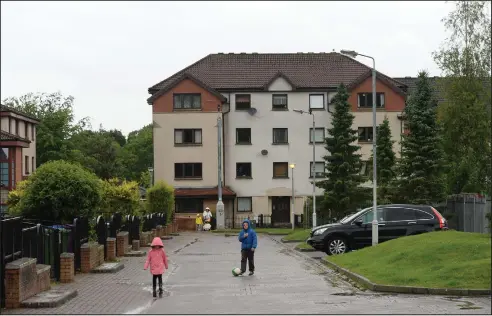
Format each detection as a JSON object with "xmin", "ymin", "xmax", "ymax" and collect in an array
[{"xmin": 238, "ymin": 219, "xmax": 257, "ymax": 275}]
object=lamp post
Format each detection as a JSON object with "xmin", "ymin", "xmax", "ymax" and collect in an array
[
  {"xmin": 340, "ymin": 49, "xmax": 378, "ymax": 246},
  {"xmin": 148, "ymin": 167, "xmax": 154, "ymax": 187},
  {"xmin": 289, "ymin": 163, "xmax": 296, "ymax": 230},
  {"xmin": 293, "ymin": 109, "xmax": 317, "ymax": 228},
  {"xmin": 216, "ymin": 104, "xmax": 225, "ymax": 230}
]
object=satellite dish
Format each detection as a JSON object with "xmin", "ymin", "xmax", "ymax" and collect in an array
[
  {"xmin": 247, "ymin": 107, "xmax": 257, "ymax": 116},
  {"xmin": 261, "ymin": 149, "xmax": 268, "ymax": 156}
]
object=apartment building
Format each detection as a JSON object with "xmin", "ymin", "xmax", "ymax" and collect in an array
[
  {"xmin": 0, "ymin": 104, "xmax": 40, "ymax": 214},
  {"xmin": 147, "ymin": 52, "xmax": 409, "ymax": 227}
]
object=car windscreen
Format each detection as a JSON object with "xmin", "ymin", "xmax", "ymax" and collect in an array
[{"xmin": 339, "ymin": 207, "xmax": 371, "ymax": 224}]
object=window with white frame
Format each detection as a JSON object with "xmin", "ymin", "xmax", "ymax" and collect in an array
[
  {"xmin": 174, "ymin": 129, "xmax": 202, "ymax": 145},
  {"xmin": 272, "ymin": 94, "xmax": 288, "ymax": 110},
  {"xmin": 309, "ymin": 128, "xmax": 325, "ymax": 143},
  {"xmin": 237, "ymin": 197, "xmax": 252, "ymax": 212},
  {"xmin": 357, "ymin": 93, "xmax": 385, "ymax": 108},
  {"xmin": 309, "ymin": 94, "xmax": 324, "ymax": 110},
  {"xmin": 310, "ymin": 161, "xmax": 325, "ymax": 178}
]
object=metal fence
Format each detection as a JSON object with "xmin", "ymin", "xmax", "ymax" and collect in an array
[
  {"xmin": 0, "ymin": 217, "xmax": 78, "ymax": 308},
  {"xmin": 437, "ymin": 194, "xmax": 491, "ymax": 234},
  {"xmin": 231, "ymin": 214, "xmax": 303, "ymax": 229}
]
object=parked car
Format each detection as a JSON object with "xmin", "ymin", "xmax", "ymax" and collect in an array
[{"xmin": 307, "ymin": 204, "xmax": 448, "ymax": 256}]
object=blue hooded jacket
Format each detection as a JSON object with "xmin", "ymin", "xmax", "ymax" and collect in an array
[{"xmin": 238, "ymin": 219, "xmax": 257, "ymax": 250}]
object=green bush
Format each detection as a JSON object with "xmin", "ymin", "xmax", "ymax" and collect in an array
[
  {"xmin": 101, "ymin": 178, "xmax": 141, "ymax": 216},
  {"xmin": 8, "ymin": 160, "xmax": 102, "ymax": 222},
  {"xmin": 146, "ymin": 181, "xmax": 174, "ymax": 223}
]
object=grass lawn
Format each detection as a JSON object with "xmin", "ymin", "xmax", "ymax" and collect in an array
[
  {"xmin": 212, "ymin": 228, "xmax": 297, "ymax": 235},
  {"xmin": 295, "ymin": 242, "xmax": 314, "ymax": 250},
  {"xmin": 327, "ymin": 230, "xmax": 491, "ymax": 289},
  {"xmin": 283, "ymin": 229, "xmax": 311, "ymax": 241}
]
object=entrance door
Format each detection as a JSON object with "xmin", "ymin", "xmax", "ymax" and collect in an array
[{"xmin": 272, "ymin": 197, "xmax": 290, "ymax": 224}]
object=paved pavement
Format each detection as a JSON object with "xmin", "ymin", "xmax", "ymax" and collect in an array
[{"xmin": 3, "ymin": 232, "xmax": 491, "ymax": 314}]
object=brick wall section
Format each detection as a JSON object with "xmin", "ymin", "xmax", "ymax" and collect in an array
[
  {"xmin": 151, "ymin": 229, "xmax": 156, "ymax": 239},
  {"xmin": 156, "ymin": 225, "xmax": 162, "ymax": 238},
  {"xmin": 176, "ymin": 217, "xmax": 195, "ymax": 231},
  {"xmin": 116, "ymin": 231, "xmax": 129, "ymax": 257},
  {"xmin": 81, "ymin": 243, "xmax": 100, "ymax": 273},
  {"xmin": 98, "ymin": 245, "xmax": 104, "ymax": 266},
  {"xmin": 36, "ymin": 264, "xmax": 51, "ymax": 293},
  {"xmin": 5, "ymin": 258, "xmax": 37, "ymax": 308},
  {"xmin": 132, "ymin": 240, "xmax": 140, "ymax": 251},
  {"xmin": 140, "ymin": 232, "xmax": 151, "ymax": 247},
  {"xmin": 106, "ymin": 238, "xmax": 116, "ymax": 261},
  {"xmin": 60, "ymin": 253, "xmax": 75, "ymax": 283}
]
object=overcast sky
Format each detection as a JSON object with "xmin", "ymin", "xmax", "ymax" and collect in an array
[{"xmin": 1, "ymin": 1, "xmax": 453, "ymax": 135}]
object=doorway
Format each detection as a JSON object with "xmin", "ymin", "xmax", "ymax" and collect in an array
[{"xmin": 271, "ymin": 196, "xmax": 291, "ymax": 224}]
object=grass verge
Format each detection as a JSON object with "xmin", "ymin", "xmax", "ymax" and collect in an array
[
  {"xmin": 295, "ymin": 242, "xmax": 314, "ymax": 250},
  {"xmin": 326, "ymin": 230, "xmax": 491, "ymax": 289},
  {"xmin": 283, "ymin": 229, "xmax": 311, "ymax": 241}
]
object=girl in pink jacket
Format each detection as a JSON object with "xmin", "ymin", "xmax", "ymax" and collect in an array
[{"xmin": 144, "ymin": 237, "xmax": 169, "ymax": 297}]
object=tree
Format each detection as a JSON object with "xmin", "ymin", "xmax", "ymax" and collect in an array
[
  {"xmin": 367, "ymin": 117, "xmax": 397, "ymax": 204},
  {"xmin": 100, "ymin": 178, "xmax": 141, "ymax": 216},
  {"xmin": 7, "ymin": 160, "xmax": 102, "ymax": 222},
  {"xmin": 67, "ymin": 129, "xmax": 123, "ymax": 179},
  {"xmin": 103, "ymin": 128, "xmax": 126, "ymax": 147},
  {"xmin": 433, "ymin": 1, "xmax": 492, "ymax": 195},
  {"xmin": 396, "ymin": 71, "xmax": 446, "ymax": 204},
  {"xmin": 2, "ymin": 92, "xmax": 90, "ymax": 166},
  {"xmin": 146, "ymin": 181, "xmax": 174, "ymax": 223},
  {"xmin": 316, "ymin": 84, "xmax": 370, "ymax": 220},
  {"xmin": 119, "ymin": 124, "xmax": 153, "ymax": 181}
]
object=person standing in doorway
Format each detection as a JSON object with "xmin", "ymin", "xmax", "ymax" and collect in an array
[
  {"xmin": 203, "ymin": 207, "xmax": 212, "ymax": 225},
  {"xmin": 237, "ymin": 219, "xmax": 257, "ymax": 276}
]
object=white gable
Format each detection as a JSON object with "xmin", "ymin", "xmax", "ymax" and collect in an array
[{"xmin": 267, "ymin": 77, "xmax": 293, "ymax": 91}]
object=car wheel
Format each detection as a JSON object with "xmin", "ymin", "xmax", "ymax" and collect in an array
[{"xmin": 325, "ymin": 237, "xmax": 348, "ymax": 256}]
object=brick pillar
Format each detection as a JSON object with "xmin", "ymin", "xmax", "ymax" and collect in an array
[
  {"xmin": 156, "ymin": 225, "xmax": 162, "ymax": 237},
  {"xmin": 106, "ymin": 237, "xmax": 116, "ymax": 261},
  {"xmin": 151, "ymin": 228, "xmax": 156, "ymax": 239},
  {"xmin": 98, "ymin": 245, "xmax": 104, "ymax": 266},
  {"xmin": 5, "ymin": 266, "xmax": 21, "ymax": 308},
  {"xmin": 116, "ymin": 232, "xmax": 129, "ymax": 257},
  {"xmin": 132, "ymin": 240, "xmax": 140, "ymax": 251},
  {"xmin": 5, "ymin": 258, "xmax": 37, "ymax": 308},
  {"xmin": 60, "ymin": 253, "xmax": 75, "ymax": 283},
  {"xmin": 140, "ymin": 232, "xmax": 149, "ymax": 247},
  {"xmin": 80, "ymin": 243, "xmax": 91, "ymax": 273}
]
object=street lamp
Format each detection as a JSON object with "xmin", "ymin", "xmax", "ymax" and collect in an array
[
  {"xmin": 148, "ymin": 167, "xmax": 154, "ymax": 187},
  {"xmin": 293, "ymin": 109, "xmax": 317, "ymax": 228},
  {"xmin": 289, "ymin": 163, "xmax": 296, "ymax": 230},
  {"xmin": 340, "ymin": 49, "xmax": 378, "ymax": 246}
]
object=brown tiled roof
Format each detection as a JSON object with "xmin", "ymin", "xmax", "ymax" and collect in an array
[
  {"xmin": 148, "ymin": 53, "xmax": 407, "ymax": 95},
  {"xmin": 393, "ymin": 77, "xmax": 445, "ymax": 102},
  {"xmin": 0, "ymin": 104, "xmax": 40, "ymax": 122},
  {"xmin": 174, "ymin": 186, "xmax": 236, "ymax": 197},
  {"xmin": 394, "ymin": 76, "xmax": 492, "ymax": 106},
  {"xmin": 147, "ymin": 73, "xmax": 227, "ymax": 104},
  {"xmin": 1, "ymin": 130, "xmax": 31, "ymax": 143}
]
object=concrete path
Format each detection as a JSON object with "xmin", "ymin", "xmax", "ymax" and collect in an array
[
  {"xmin": 3, "ymin": 232, "xmax": 490, "ymax": 314},
  {"xmin": 143, "ymin": 233, "xmax": 491, "ymax": 314}
]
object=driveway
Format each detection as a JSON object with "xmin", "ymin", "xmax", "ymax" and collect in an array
[{"xmin": 141, "ymin": 232, "xmax": 491, "ymax": 314}]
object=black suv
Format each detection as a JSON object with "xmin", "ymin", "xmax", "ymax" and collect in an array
[{"xmin": 306, "ymin": 204, "xmax": 448, "ymax": 256}]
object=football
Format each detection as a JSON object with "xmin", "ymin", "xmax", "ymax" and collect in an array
[{"xmin": 232, "ymin": 267, "xmax": 241, "ymax": 276}]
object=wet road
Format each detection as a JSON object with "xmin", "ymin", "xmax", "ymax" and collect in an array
[{"xmin": 141, "ymin": 233, "xmax": 491, "ymax": 314}]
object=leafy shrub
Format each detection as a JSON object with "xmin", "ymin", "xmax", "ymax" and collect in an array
[
  {"xmin": 146, "ymin": 181, "xmax": 174, "ymax": 223},
  {"xmin": 101, "ymin": 178, "xmax": 141, "ymax": 216},
  {"xmin": 6, "ymin": 179, "xmax": 31, "ymax": 216},
  {"xmin": 9, "ymin": 160, "xmax": 102, "ymax": 222}
]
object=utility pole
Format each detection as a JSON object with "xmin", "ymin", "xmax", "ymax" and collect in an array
[{"xmin": 216, "ymin": 104, "xmax": 225, "ymax": 230}]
